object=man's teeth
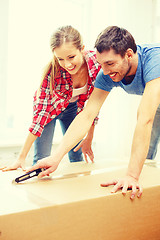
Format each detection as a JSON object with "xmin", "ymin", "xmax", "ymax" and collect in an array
[{"xmin": 110, "ymin": 73, "xmax": 116, "ymax": 77}]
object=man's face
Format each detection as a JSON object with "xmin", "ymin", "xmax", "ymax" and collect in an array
[{"xmin": 96, "ymin": 48, "xmax": 131, "ymax": 82}]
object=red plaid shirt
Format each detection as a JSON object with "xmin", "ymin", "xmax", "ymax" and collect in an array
[{"xmin": 29, "ymin": 50, "xmax": 101, "ymax": 137}]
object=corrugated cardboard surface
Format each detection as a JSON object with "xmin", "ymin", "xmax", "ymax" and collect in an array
[{"xmin": 0, "ymin": 160, "xmax": 160, "ymax": 240}]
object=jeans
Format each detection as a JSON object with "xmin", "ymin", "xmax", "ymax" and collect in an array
[
  {"xmin": 147, "ymin": 104, "xmax": 160, "ymax": 159},
  {"xmin": 33, "ymin": 101, "xmax": 83, "ymax": 165}
]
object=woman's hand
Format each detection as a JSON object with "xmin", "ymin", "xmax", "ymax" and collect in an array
[
  {"xmin": 0, "ymin": 157, "xmax": 26, "ymax": 171},
  {"xmin": 74, "ymin": 138, "xmax": 94, "ymax": 163},
  {"xmin": 26, "ymin": 156, "xmax": 60, "ymax": 178},
  {"xmin": 101, "ymin": 175, "xmax": 143, "ymax": 199},
  {"xmin": 0, "ymin": 133, "xmax": 38, "ymax": 172}
]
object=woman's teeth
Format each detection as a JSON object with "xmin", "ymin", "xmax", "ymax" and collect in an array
[{"xmin": 67, "ymin": 66, "xmax": 75, "ymax": 71}]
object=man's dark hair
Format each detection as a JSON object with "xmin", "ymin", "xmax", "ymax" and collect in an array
[{"xmin": 95, "ymin": 26, "xmax": 137, "ymax": 57}]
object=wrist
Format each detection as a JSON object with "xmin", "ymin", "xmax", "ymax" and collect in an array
[
  {"xmin": 85, "ymin": 135, "xmax": 93, "ymax": 141},
  {"xmin": 126, "ymin": 171, "xmax": 139, "ymax": 181},
  {"xmin": 18, "ymin": 156, "xmax": 26, "ymax": 163},
  {"xmin": 18, "ymin": 153, "xmax": 25, "ymax": 159},
  {"xmin": 86, "ymin": 131, "xmax": 94, "ymax": 141},
  {"xmin": 52, "ymin": 150, "xmax": 64, "ymax": 164}
]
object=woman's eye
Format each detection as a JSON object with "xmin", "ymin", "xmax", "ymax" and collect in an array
[{"xmin": 69, "ymin": 56, "xmax": 75, "ymax": 59}]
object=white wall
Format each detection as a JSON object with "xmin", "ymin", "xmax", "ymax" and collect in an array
[
  {"xmin": 0, "ymin": 0, "xmax": 9, "ymax": 138},
  {"xmin": 89, "ymin": 0, "xmax": 155, "ymax": 47},
  {"xmin": 1, "ymin": 0, "xmax": 91, "ymax": 145},
  {"xmin": 0, "ymin": 0, "xmax": 160, "ymax": 161}
]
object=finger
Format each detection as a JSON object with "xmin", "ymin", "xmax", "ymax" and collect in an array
[
  {"xmin": 111, "ymin": 183, "xmax": 122, "ymax": 193},
  {"xmin": 87, "ymin": 150, "xmax": 94, "ymax": 163},
  {"xmin": 74, "ymin": 142, "xmax": 82, "ymax": 152},
  {"xmin": 137, "ymin": 185, "xmax": 143, "ymax": 198},
  {"xmin": 38, "ymin": 168, "xmax": 53, "ymax": 178},
  {"xmin": 2, "ymin": 166, "xmax": 17, "ymax": 171},
  {"xmin": 21, "ymin": 165, "xmax": 26, "ymax": 171},
  {"xmin": 0, "ymin": 166, "xmax": 6, "ymax": 170},
  {"xmin": 122, "ymin": 184, "xmax": 128, "ymax": 195},
  {"xmin": 130, "ymin": 185, "xmax": 137, "ymax": 200},
  {"xmin": 1, "ymin": 167, "xmax": 8, "ymax": 172},
  {"xmin": 100, "ymin": 179, "xmax": 118, "ymax": 187},
  {"xmin": 84, "ymin": 154, "xmax": 88, "ymax": 163},
  {"xmin": 26, "ymin": 162, "xmax": 42, "ymax": 173},
  {"xmin": 0, "ymin": 166, "xmax": 6, "ymax": 171}
]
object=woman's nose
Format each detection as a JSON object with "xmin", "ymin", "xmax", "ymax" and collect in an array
[{"xmin": 64, "ymin": 60, "xmax": 72, "ymax": 68}]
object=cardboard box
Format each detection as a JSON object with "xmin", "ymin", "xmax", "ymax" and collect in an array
[{"xmin": 0, "ymin": 160, "xmax": 160, "ymax": 240}]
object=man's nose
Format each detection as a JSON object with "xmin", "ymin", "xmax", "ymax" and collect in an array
[{"xmin": 102, "ymin": 67, "xmax": 110, "ymax": 76}]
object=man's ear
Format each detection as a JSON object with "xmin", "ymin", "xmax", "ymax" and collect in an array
[{"xmin": 126, "ymin": 48, "xmax": 134, "ymax": 59}]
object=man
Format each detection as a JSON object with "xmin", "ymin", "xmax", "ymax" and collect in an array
[{"xmin": 29, "ymin": 26, "xmax": 160, "ymax": 199}]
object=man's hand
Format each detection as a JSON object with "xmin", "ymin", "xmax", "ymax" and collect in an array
[
  {"xmin": 101, "ymin": 175, "xmax": 143, "ymax": 199},
  {"xmin": 26, "ymin": 156, "xmax": 60, "ymax": 178}
]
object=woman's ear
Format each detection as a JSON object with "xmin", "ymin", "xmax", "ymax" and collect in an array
[{"xmin": 81, "ymin": 45, "xmax": 85, "ymax": 51}]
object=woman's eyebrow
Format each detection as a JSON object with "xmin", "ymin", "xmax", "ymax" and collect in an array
[
  {"xmin": 57, "ymin": 56, "xmax": 63, "ymax": 59},
  {"xmin": 57, "ymin": 54, "xmax": 74, "ymax": 59}
]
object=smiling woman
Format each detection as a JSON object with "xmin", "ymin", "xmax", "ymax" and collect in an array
[{"xmin": 0, "ymin": 24, "xmax": 101, "ymax": 171}]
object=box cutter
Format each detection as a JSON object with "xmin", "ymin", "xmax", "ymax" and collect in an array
[
  {"xmin": 12, "ymin": 168, "xmax": 45, "ymax": 183},
  {"xmin": 12, "ymin": 165, "xmax": 127, "ymax": 184}
]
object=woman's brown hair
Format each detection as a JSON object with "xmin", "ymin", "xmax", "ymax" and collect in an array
[{"xmin": 37, "ymin": 25, "xmax": 83, "ymax": 98}]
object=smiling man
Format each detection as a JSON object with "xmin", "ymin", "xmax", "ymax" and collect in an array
[
  {"xmin": 93, "ymin": 26, "xmax": 160, "ymax": 197},
  {"xmin": 28, "ymin": 26, "xmax": 160, "ymax": 199}
]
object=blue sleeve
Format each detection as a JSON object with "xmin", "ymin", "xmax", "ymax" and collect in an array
[
  {"xmin": 94, "ymin": 69, "xmax": 116, "ymax": 92},
  {"xmin": 143, "ymin": 47, "xmax": 160, "ymax": 84}
]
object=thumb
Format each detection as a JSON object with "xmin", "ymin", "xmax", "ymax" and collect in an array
[
  {"xmin": 74, "ymin": 142, "xmax": 82, "ymax": 152},
  {"xmin": 21, "ymin": 164, "xmax": 26, "ymax": 171}
]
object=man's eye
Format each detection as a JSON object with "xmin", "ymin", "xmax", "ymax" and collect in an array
[
  {"xmin": 107, "ymin": 63, "xmax": 113, "ymax": 66},
  {"xmin": 58, "ymin": 59, "xmax": 63, "ymax": 61},
  {"xmin": 69, "ymin": 56, "xmax": 75, "ymax": 59}
]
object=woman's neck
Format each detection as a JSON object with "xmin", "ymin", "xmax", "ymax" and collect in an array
[{"xmin": 72, "ymin": 61, "xmax": 89, "ymax": 88}]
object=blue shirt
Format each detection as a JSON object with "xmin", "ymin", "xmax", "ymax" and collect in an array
[{"xmin": 94, "ymin": 44, "xmax": 160, "ymax": 95}]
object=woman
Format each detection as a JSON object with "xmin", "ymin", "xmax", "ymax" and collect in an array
[{"xmin": 2, "ymin": 25, "xmax": 101, "ymax": 171}]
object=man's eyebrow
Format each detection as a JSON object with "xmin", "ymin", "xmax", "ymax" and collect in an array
[
  {"xmin": 105, "ymin": 61, "xmax": 113, "ymax": 64},
  {"xmin": 97, "ymin": 60, "xmax": 113, "ymax": 65}
]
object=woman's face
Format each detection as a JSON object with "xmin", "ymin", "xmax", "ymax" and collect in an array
[{"xmin": 54, "ymin": 42, "xmax": 84, "ymax": 75}]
